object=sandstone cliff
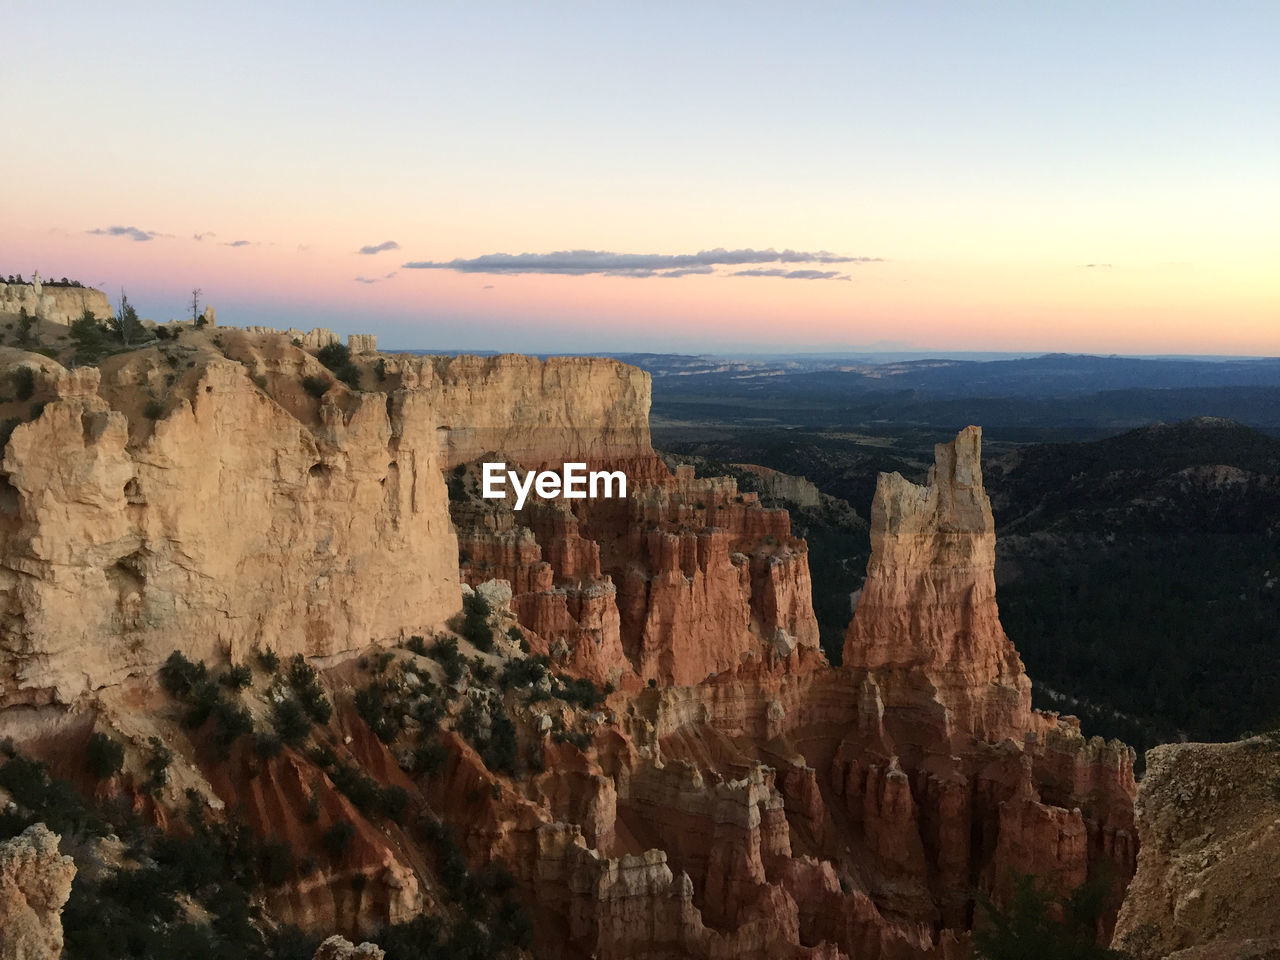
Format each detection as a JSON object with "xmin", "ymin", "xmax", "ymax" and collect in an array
[
  {"xmin": 0, "ymin": 281, "xmax": 113, "ymax": 325},
  {"xmin": 0, "ymin": 331, "xmax": 459, "ymax": 704}
]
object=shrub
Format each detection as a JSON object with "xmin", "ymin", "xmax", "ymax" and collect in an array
[
  {"xmin": 159, "ymin": 651, "xmax": 208, "ymax": 699},
  {"xmin": 428, "ymin": 636, "xmax": 466, "ymax": 685},
  {"xmin": 85, "ymin": 732, "xmax": 124, "ymax": 780},
  {"xmin": 322, "ymin": 821, "xmax": 355, "ymax": 862},
  {"xmin": 210, "ymin": 700, "xmax": 254, "ymax": 757},
  {"xmin": 354, "ymin": 681, "xmax": 399, "ymax": 745},
  {"xmin": 10, "ymin": 366, "xmax": 35, "ymax": 402},
  {"xmin": 405, "ymin": 635, "xmax": 428, "ymax": 656},
  {"xmin": 301, "ymin": 375, "xmax": 329, "ymax": 398},
  {"xmin": 556, "ymin": 675, "xmax": 605, "ymax": 711},
  {"xmin": 145, "ymin": 736, "xmax": 172, "ymax": 789},
  {"xmin": 481, "ymin": 709, "xmax": 518, "ymax": 775},
  {"xmin": 0, "ymin": 755, "xmax": 103, "ymax": 839},
  {"xmin": 286, "ymin": 654, "xmax": 332, "ymax": 724},
  {"xmin": 221, "ymin": 663, "xmax": 252, "ymax": 689},
  {"xmin": 315, "ymin": 342, "xmax": 361, "ymax": 390},
  {"xmin": 272, "ymin": 697, "xmax": 311, "ymax": 748},
  {"xmin": 256, "ymin": 647, "xmax": 280, "ymax": 673},
  {"xmin": 413, "ymin": 739, "xmax": 447, "ymax": 776},
  {"xmin": 142, "ymin": 399, "xmax": 165, "ymax": 420},
  {"xmin": 460, "ymin": 593, "xmax": 493, "ymax": 651},
  {"xmin": 502, "ymin": 654, "xmax": 550, "ymax": 690}
]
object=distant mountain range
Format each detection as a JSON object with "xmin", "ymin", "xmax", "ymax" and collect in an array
[{"xmin": 631, "ymin": 351, "xmax": 1280, "ymax": 438}]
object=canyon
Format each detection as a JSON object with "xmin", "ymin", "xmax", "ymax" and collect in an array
[{"xmin": 0, "ymin": 319, "xmax": 1244, "ymax": 958}]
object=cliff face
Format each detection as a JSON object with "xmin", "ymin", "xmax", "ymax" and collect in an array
[
  {"xmin": 1114, "ymin": 738, "xmax": 1280, "ymax": 959},
  {"xmin": 0, "ymin": 332, "xmax": 459, "ymax": 704},
  {"xmin": 383, "ymin": 353, "xmax": 665, "ymax": 479},
  {"xmin": 0, "ymin": 282, "xmax": 113, "ymax": 324}
]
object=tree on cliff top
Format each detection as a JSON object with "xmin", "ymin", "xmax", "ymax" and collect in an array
[{"xmin": 111, "ymin": 290, "xmax": 145, "ymax": 345}]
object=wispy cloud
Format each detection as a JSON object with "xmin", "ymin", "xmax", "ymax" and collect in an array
[
  {"xmin": 358, "ymin": 240, "xmax": 401, "ymax": 255},
  {"xmin": 193, "ymin": 231, "xmax": 216, "ymax": 242},
  {"xmin": 1081, "ymin": 263, "xmax": 1113, "ymax": 268},
  {"xmin": 731, "ymin": 268, "xmax": 851, "ymax": 281},
  {"xmin": 354, "ymin": 272, "xmax": 398, "ymax": 284},
  {"xmin": 402, "ymin": 248, "xmax": 881, "ymax": 278},
  {"xmin": 224, "ymin": 239, "xmax": 252, "ymax": 248},
  {"xmin": 88, "ymin": 225, "xmax": 157, "ymax": 243}
]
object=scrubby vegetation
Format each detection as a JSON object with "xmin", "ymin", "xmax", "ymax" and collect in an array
[
  {"xmin": 159, "ymin": 651, "xmax": 256, "ymax": 758},
  {"xmin": 460, "ymin": 592, "xmax": 495, "ymax": 651},
  {"xmin": 973, "ymin": 873, "xmax": 1126, "ymax": 960},
  {"xmin": 85, "ymin": 732, "xmax": 124, "ymax": 780},
  {"xmin": 315, "ymin": 342, "xmax": 361, "ymax": 390}
]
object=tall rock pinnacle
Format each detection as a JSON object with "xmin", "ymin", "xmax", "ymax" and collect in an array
[{"xmin": 844, "ymin": 426, "xmax": 1031, "ymax": 745}]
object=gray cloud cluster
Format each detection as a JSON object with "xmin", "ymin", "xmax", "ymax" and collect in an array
[
  {"xmin": 732, "ymin": 268, "xmax": 851, "ymax": 281},
  {"xmin": 403, "ymin": 248, "xmax": 880, "ymax": 279},
  {"xmin": 225, "ymin": 239, "xmax": 251, "ymax": 248},
  {"xmin": 88, "ymin": 225, "xmax": 157, "ymax": 243},
  {"xmin": 359, "ymin": 240, "xmax": 401, "ymax": 255}
]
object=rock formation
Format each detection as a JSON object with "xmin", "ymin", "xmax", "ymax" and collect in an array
[
  {"xmin": 844, "ymin": 426, "xmax": 1032, "ymax": 746},
  {"xmin": 0, "ymin": 824, "xmax": 76, "ymax": 960},
  {"xmin": 0, "ymin": 281, "xmax": 113, "ymax": 325},
  {"xmin": 312, "ymin": 935, "xmax": 386, "ymax": 960},
  {"xmin": 0, "ymin": 331, "xmax": 1139, "ymax": 959},
  {"xmin": 1114, "ymin": 738, "xmax": 1280, "ymax": 959},
  {"xmin": 0, "ymin": 331, "xmax": 459, "ymax": 704}
]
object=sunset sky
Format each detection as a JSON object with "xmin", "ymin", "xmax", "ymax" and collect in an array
[{"xmin": 3, "ymin": 2, "xmax": 1276, "ymax": 355}]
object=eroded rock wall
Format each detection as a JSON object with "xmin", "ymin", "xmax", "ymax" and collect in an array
[
  {"xmin": 0, "ymin": 282, "xmax": 113, "ymax": 325},
  {"xmin": 0, "ymin": 334, "xmax": 460, "ymax": 703}
]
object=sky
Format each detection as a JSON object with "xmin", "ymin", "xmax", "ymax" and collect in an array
[{"xmin": 2, "ymin": 1, "xmax": 1277, "ymax": 355}]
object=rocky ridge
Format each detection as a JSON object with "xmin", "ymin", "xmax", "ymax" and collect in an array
[{"xmin": 0, "ymin": 329, "xmax": 1139, "ymax": 959}]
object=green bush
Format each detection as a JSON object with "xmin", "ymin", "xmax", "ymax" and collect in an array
[
  {"xmin": 10, "ymin": 366, "xmax": 35, "ymax": 402},
  {"xmin": 286, "ymin": 654, "xmax": 332, "ymax": 724},
  {"xmin": 428, "ymin": 636, "xmax": 467, "ymax": 685},
  {"xmin": 256, "ymin": 647, "xmax": 280, "ymax": 673},
  {"xmin": 271, "ymin": 697, "xmax": 311, "ymax": 748},
  {"xmin": 315, "ymin": 342, "xmax": 361, "ymax": 390},
  {"xmin": 301, "ymin": 374, "xmax": 330, "ymax": 398},
  {"xmin": 460, "ymin": 593, "xmax": 494, "ymax": 651},
  {"xmin": 0, "ymin": 755, "xmax": 103, "ymax": 840},
  {"xmin": 145, "ymin": 736, "xmax": 172, "ymax": 789},
  {"xmin": 405, "ymin": 635, "xmax": 429, "ymax": 656},
  {"xmin": 159, "ymin": 651, "xmax": 208, "ymax": 699},
  {"xmin": 322, "ymin": 821, "xmax": 355, "ymax": 862}
]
